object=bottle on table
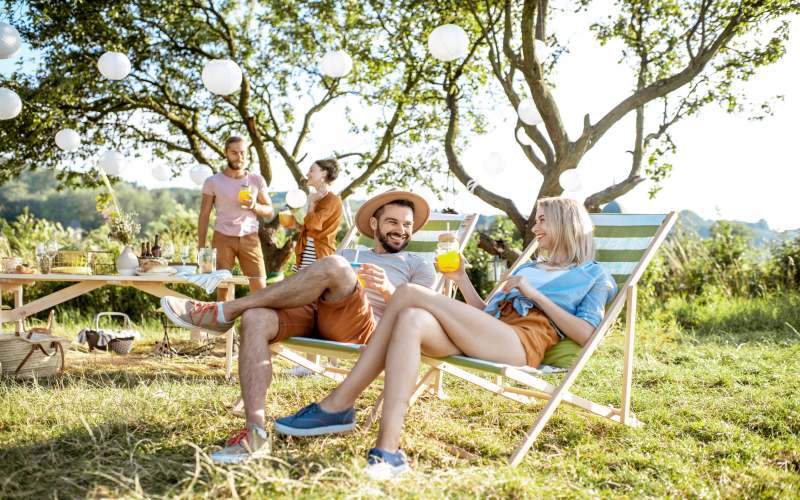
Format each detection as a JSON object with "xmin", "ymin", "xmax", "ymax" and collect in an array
[{"xmin": 152, "ymin": 234, "xmax": 161, "ymax": 258}]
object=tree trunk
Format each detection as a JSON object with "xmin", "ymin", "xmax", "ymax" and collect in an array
[{"xmin": 258, "ymin": 217, "xmax": 297, "ymax": 273}]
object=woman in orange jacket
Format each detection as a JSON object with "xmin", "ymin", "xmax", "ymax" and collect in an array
[{"xmin": 292, "ymin": 158, "xmax": 343, "ymax": 271}]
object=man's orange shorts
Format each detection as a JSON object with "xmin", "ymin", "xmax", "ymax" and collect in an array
[
  {"xmin": 212, "ymin": 231, "xmax": 266, "ymax": 278},
  {"xmin": 271, "ymin": 283, "xmax": 376, "ymax": 345}
]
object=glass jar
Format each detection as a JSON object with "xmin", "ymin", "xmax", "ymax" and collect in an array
[
  {"xmin": 197, "ymin": 247, "xmax": 217, "ymax": 274},
  {"xmin": 238, "ymin": 181, "xmax": 253, "ymax": 208},
  {"xmin": 435, "ymin": 233, "xmax": 460, "ymax": 273}
]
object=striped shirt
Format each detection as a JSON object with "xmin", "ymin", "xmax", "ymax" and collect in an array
[{"xmin": 292, "ymin": 237, "xmax": 317, "ymax": 272}]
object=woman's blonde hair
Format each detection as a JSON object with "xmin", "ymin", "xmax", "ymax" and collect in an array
[{"xmin": 534, "ymin": 197, "xmax": 595, "ymax": 267}]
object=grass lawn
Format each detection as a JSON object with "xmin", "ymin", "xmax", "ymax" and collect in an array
[{"xmin": 1, "ymin": 299, "xmax": 799, "ymax": 498}]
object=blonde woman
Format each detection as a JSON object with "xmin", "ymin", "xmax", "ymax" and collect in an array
[{"xmin": 275, "ymin": 198, "xmax": 617, "ymax": 478}]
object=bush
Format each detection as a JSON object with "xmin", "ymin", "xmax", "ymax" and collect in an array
[{"xmin": 768, "ymin": 235, "xmax": 800, "ymax": 291}]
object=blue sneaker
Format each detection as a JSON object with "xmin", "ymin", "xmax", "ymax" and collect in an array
[
  {"xmin": 274, "ymin": 402, "xmax": 355, "ymax": 436},
  {"xmin": 364, "ymin": 447, "xmax": 410, "ymax": 480}
]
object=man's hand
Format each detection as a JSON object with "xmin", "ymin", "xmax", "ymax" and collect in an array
[{"xmin": 359, "ymin": 263, "xmax": 395, "ymax": 298}]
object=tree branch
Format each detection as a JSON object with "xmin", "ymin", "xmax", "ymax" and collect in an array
[{"xmin": 444, "ymin": 88, "xmax": 525, "ymax": 230}]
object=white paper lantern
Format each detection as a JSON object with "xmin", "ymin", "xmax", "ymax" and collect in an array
[
  {"xmin": 0, "ymin": 22, "xmax": 21, "ymax": 59},
  {"xmin": 319, "ymin": 50, "xmax": 353, "ymax": 78},
  {"xmin": 0, "ymin": 88, "xmax": 21, "ymax": 120},
  {"xmin": 560, "ymin": 169, "xmax": 582, "ymax": 191},
  {"xmin": 152, "ymin": 164, "xmax": 170, "ymax": 181},
  {"xmin": 189, "ymin": 164, "xmax": 214, "ymax": 185},
  {"xmin": 286, "ymin": 189, "xmax": 308, "ymax": 209},
  {"xmin": 483, "ymin": 152, "xmax": 506, "ymax": 175},
  {"xmin": 98, "ymin": 150, "xmax": 125, "ymax": 176},
  {"xmin": 517, "ymin": 99, "xmax": 542, "ymax": 125},
  {"xmin": 201, "ymin": 59, "xmax": 242, "ymax": 96},
  {"xmin": 427, "ymin": 24, "xmax": 469, "ymax": 62},
  {"xmin": 515, "ymin": 127, "xmax": 534, "ymax": 146},
  {"xmin": 55, "ymin": 129, "xmax": 81, "ymax": 152},
  {"xmin": 97, "ymin": 51, "xmax": 132, "ymax": 80},
  {"xmin": 534, "ymin": 39, "xmax": 551, "ymax": 61}
]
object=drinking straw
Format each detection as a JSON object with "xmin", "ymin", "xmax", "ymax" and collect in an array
[{"xmin": 354, "ymin": 247, "xmax": 360, "ymax": 263}]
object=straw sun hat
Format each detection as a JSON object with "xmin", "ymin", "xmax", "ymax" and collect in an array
[{"xmin": 355, "ymin": 189, "xmax": 430, "ymax": 239}]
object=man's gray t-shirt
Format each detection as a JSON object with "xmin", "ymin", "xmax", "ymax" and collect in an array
[{"xmin": 340, "ymin": 248, "xmax": 436, "ymax": 320}]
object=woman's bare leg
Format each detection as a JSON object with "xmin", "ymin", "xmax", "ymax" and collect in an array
[
  {"xmin": 374, "ymin": 284, "xmax": 527, "ymax": 451},
  {"xmin": 320, "ymin": 283, "xmax": 525, "ymax": 416},
  {"xmin": 318, "ymin": 285, "xmax": 422, "ymax": 412}
]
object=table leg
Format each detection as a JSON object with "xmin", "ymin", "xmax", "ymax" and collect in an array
[
  {"xmin": 223, "ymin": 285, "xmax": 236, "ymax": 381},
  {"xmin": 14, "ymin": 285, "xmax": 23, "ymax": 334}
]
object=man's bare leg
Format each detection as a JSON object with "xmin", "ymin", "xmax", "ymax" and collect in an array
[
  {"xmin": 222, "ymin": 255, "xmax": 356, "ymax": 321},
  {"xmin": 239, "ymin": 308, "xmax": 279, "ymax": 429}
]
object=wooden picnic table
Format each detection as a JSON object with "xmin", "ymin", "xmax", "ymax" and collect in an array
[{"xmin": 0, "ymin": 273, "xmax": 250, "ymax": 379}]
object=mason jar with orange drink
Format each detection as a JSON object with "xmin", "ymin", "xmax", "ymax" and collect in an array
[
  {"xmin": 238, "ymin": 182, "xmax": 253, "ymax": 209},
  {"xmin": 435, "ymin": 233, "xmax": 460, "ymax": 273},
  {"xmin": 279, "ymin": 210, "xmax": 296, "ymax": 228}
]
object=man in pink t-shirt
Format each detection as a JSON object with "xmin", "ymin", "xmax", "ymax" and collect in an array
[{"xmin": 199, "ymin": 136, "xmax": 274, "ymax": 293}]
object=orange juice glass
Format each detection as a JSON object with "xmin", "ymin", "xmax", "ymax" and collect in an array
[
  {"xmin": 436, "ymin": 250, "xmax": 460, "ymax": 273},
  {"xmin": 436, "ymin": 233, "xmax": 460, "ymax": 273},
  {"xmin": 238, "ymin": 187, "xmax": 252, "ymax": 207},
  {"xmin": 279, "ymin": 210, "xmax": 295, "ymax": 227},
  {"xmin": 350, "ymin": 262, "xmax": 365, "ymax": 288}
]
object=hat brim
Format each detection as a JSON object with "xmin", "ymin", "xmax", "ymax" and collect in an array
[{"xmin": 355, "ymin": 190, "xmax": 430, "ymax": 240}]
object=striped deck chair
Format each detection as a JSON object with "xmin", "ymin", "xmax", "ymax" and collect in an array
[
  {"xmin": 407, "ymin": 212, "xmax": 678, "ymax": 466},
  {"xmin": 268, "ymin": 211, "xmax": 479, "ymax": 382}
]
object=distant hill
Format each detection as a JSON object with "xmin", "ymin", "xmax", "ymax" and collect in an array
[
  {"xmin": 676, "ymin": 209, "xmax": 799, "ymax": 246},
  {"xmin": 0, "ymin": 170, "xmax": 200, "ymax": 232}
]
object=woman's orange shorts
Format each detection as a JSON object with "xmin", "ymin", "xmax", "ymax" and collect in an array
[{"xmin": 497, "ymin": 300, "xmax": 559, "ymax": 368}]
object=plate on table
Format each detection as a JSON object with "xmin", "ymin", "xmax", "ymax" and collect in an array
[
  {"xmin": 135, "ymin": 268, "xmax": 177, "ymax": 277},
  {"xmin": 170, "ymin": 265, "xmax": 197, "ymax": 274}
]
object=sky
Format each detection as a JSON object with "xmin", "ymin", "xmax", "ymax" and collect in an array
[{"xmin": 2, "ymin": 9, "xmax": 798, "ymax": 231}]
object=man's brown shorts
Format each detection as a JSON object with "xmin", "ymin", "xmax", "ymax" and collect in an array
[
  {"xmin": 212, "ymin": 231, "xmax": 266, "ymax": 278},
  {"xmin": 272, "ymin": 283, "xmax": 376, "ymax": 345}
]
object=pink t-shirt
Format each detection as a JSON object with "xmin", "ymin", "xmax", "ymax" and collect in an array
[{"xmin": 202, "ymin": 171, "xmax": 268, "ymax": 237}]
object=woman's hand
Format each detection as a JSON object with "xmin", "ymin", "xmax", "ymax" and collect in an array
[
  {"xmin": 307, "ymin": 190, "xmax": 323, "ymax": 212},
  {"xmin": 501, "ymin": 275, "xmax": 540, "ymax": 300},
  {"xmin": 435, "ymin": 254, "xmax": 469, "ymax": 283}
]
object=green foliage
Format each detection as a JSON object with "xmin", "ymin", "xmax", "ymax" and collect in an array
[
  {"xmin": 462, "ymin": 217, "xmax": 522, "ymax": 298},
  {"xmin": 768, "ymin": 235, "xmax": 800, "ymax": 290},
  {"xmin": 641, "ymin": 221, "xmax": 761, "ymax": 304},
  {"xmin": 0, "ymin": 0, "xmax": 474, "ymax": 197}
]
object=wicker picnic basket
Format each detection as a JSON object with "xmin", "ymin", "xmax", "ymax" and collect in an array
[
  {"xmin": 83, "ymin": 312, "xmax": 137, "ymax": 354},
  {"xmin": 0, "ymin": 332, "xmax": 67, "ymax": 378}
]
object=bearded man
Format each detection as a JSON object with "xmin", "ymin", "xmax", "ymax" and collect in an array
[
  {"xmin": 161, "ymin": 189, "xmax": 435, "ymax": 464},
  {"xmin": 198, "ymin": 136, "xmax": 274, "ymax": 293}
]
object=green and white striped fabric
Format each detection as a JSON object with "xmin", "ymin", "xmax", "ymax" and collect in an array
[
  {"xmin": 351, "ymin": 212, "xmax": 470, "ymax": 261},
  {"xmin": 589, "ymin": 213, "xmax": 668, "ymax": 290}
]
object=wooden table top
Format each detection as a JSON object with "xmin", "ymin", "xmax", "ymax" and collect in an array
[{"xmin": 0, "ymin": 273, "xmax": 251, "ymax": 285}]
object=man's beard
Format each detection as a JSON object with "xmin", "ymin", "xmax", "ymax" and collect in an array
[
  {"xmin": 377, "ymin": 228, "xmax": 409, "ymax": 253},
  {"xmin": 227, "ymin": 160, "xmax": 244, "ymax": 170}
]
